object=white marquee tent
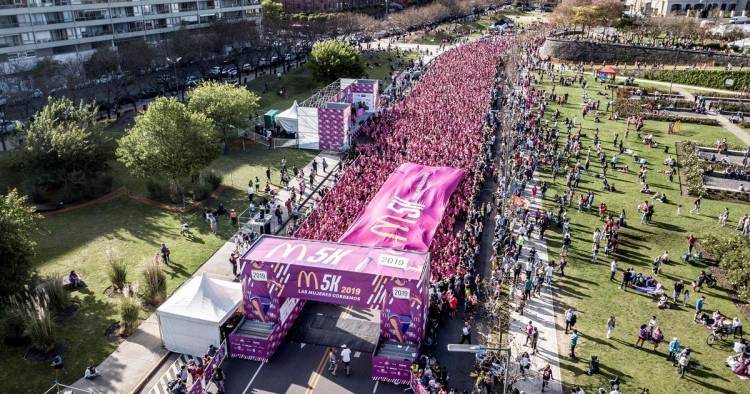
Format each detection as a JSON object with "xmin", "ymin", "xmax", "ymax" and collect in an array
[
  {"xmin": 157, "ymin": 274, "xmax": 241, "ymax": 356},
  {"xmin": 276, "ymin": 100, "xmax": 299, "ymax": 133}
]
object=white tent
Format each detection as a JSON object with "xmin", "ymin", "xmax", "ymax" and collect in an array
[
  {"xmin": 157, "ymin": 274, "xmax": 241, "ymax": 356},
  {"xmin": 276, "ymin": 100, "xmax": 299, "ymax": 133},
  {"xmin": 298, "ymin": 106, "xmax": 320, "ymax": 150}
]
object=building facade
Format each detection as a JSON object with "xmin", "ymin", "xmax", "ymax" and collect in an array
[
  {"xmin": 0, "ymin": 0, "xmax": 262, "ymax": 63},
  {"xmin": 625, "ymin": 0, "xmax": 750, "ymax": 16},
  {"xmin": 278, "ymin": 0, "xmax": 381, "ymax": 13}
]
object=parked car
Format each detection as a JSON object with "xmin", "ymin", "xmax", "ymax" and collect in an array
[{"xmin": 185, "ymin": 75, "xmax": 202, "ymax": 86}]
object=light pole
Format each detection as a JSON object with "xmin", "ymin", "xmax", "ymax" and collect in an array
[
  {"xmin": 447, "ymin": 344, "xmax": 512, "ymax": 394},
  {"xmin": 167, "ymin": 57, "xmax": 182, "ymax": 100}
]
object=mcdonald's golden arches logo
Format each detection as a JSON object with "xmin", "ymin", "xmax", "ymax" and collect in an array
[{"xmin": 297, "ymin": 271, "xmax": 319, "ymax": 289}]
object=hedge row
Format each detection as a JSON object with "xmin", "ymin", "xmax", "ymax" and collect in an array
[{"xmin": 643, "ymin": 70, "xmax": 750, "ymax": 91}]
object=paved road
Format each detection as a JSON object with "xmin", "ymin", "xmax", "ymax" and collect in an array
[{"xmin": 221, "ymin": 302, "xmax": 405, "ymax": 394}]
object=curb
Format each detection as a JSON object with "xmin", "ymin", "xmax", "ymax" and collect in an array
[{"xmin": 130, "ymin": 351, "xmax": 173, "ymax": 394}]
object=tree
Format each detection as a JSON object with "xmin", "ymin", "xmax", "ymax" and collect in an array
[
  {"xmin": 261, "ymin": 0, "xmax": 283, "ymax": 19},
  {"xmin": 309, "ymin": 40, "xmax": 365, "ymax": 82},
  {"xmin": 187, "ymin": 82, "xmax": 259, "ymax": 152},
  {"xmin": 553, "ymin": 0, "xmax": 623, "ymax": 29},
  {"xmin": 0, "ymin": 189, "xmax": 42, "ymax": 297},
  {"xmin": 702, "ymin": 232, "xmax": 750, "ymax": 302},
  {"xmin": 116, "ymin": 97, "xmax": 219, "ymax": 196},
  {"xmin": 16, "ymin": 97, "xmax": 110, "ymax": 200}
]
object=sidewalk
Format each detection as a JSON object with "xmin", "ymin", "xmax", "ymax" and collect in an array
[
  {"xmin": 507, "ymin": 178, "xmax": 564, "ymax": 394},
  {"xmin": 71, "ymin": 151, "xmax": 341, "ymax": 394}
]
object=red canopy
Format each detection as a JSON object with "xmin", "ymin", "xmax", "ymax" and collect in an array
[{"xmin": 598, "ymin": 65, "xmax": 620, "ymax": 75}]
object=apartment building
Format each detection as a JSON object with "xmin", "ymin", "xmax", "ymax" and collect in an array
[
  {"xmin": 0, "ymin": 0, "xmax": 262, "ymax": 63},
  {"xmin": 625, "ymin": 0, "xmax": 750, "ymax": 16}
]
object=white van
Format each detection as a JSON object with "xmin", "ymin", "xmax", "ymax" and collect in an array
[{"xmin": 730, "ymin": 16, "xmax": 749, "ymax": 24}]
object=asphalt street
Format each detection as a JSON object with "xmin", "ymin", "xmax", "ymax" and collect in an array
[{"xmin": 221, "ymin": 302, "xmax": 405, "ymax": 394}]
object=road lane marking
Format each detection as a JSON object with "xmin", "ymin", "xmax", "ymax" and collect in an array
[
  {"xmin": 373, "ymin": 380, "xmax": 379, "ymax": 393},
  {"xmin": 305, "ymin": 348, "xmax": 330, "ymax": 394},
  {"xmin": 242, "ymin": 362, "xmax": 265, "ymax": 394}
]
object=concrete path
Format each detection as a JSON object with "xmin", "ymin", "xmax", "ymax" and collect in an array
[
  {"xmin": 71, "ymin": 151, "xmax": 342, "ymax": 394},
  {"xmin": 624, "ymin": 77, "xmax": 750, "ymax": 144},
  {"xmin": 507, "ymin": 178, "xmax": 564, "ymax": 394}
]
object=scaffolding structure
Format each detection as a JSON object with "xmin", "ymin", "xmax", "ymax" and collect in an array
[{"xmin": 301, "ymin": 80, "xmax": 343, "ymax": 108}]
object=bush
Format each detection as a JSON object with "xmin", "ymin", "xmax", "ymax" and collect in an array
[
  {"xmin": 717, "ymin": 101, "xmax": 750, "ymax": 113},
  {"xmin": 202, "ymin": 171, "xmax": 222, "ymax": 190},
  {"xmin": 141, "ymin": 259, "xmax": 166, "ymax": 306},
  {"xmin": 107, "ymin": 257, "xmax": 128, "ymax": 292},
  {"xmin": 192, "ymin": 183, "xmax": 212, "ymax": 201},
  {"xmin": 39, "ymin": 275, "xmax": 71, "ymax": 312},
  {"xmin": 3, "ymin": 295, "xmax": 28, "ymax": 339},
  {"xmin": 643, "ymin": 69, "xmax": 750, "ymax": 91},
  {"xmin": 642, "ymin": 113, "xmax": 720, "ymax": 126},
  {"xmin": 701, "ymin": 232, "xmax": 750, "ymax": 302},
  {"xmin": 145, "ymin": 180, "xmax": 167, "ymax": 201},
  {"xmin": 23, "ymin": 293, "xmax": 56, "ymax": 352},
  {"xmin": 120, "ymin": 296, "xmax": 141, "ymax": 335},
  {"xmin": 680, "ymin": 142, "xmax": 705, "ymax": 195}
]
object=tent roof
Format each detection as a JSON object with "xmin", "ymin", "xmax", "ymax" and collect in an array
[
  {"xmin": 598, "ymin": 66, "xmax": 619, "ymax": 74},
  {"xmin": 157, "ymin": 274, "xmax": 241, "ymax": 324},
  {"xmin": 277, "ymin": 100, "xmax": 299, "ymax": 120},
  {"xmin": 264, "ymin": 109, "xmax": 280, "ymax": 116}
]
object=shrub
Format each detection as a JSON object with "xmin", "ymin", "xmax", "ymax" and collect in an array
[
  {"xmin": 202, "ymin": 171, "xmax": 222, "ymax": 190},
  {"xmin": 24, "ymin": 293, "xmax": 56, "ymax": 352},
  {"xmin": 643, "ymin": 69, "xmax": 750, "ymax": 91},
  {"xmin": 145, "ymin": 180, "xmax": 167, "ymax": 201},
  {"xmin": 39, "ymin": 275, "xmax": 71, "ymax": 312},
  {"xmin": 3, "ymin": 295, "xmax": 28, "ymax": 339},
  {"xmin": 641, "ymin": 113, "xmax": 720, "ymax": 126},
  {"xmin": 701, "ymin": 232, "xmax": 750, "ymax": 302},
  {"xmin": 107, "ymin": 257, "xmax": 128, "ymax": 292},
  {"xmin": 192, "ymin": 183, "xmax": 212, "ymax": 201},
  {"xmin": 680, "ymin": 142, "xmax": 705, "ymax": 195},
  {"xmin": 120, "ymin": 296, "xmax": 141, "ymax": 335},
  {"xmin": 141, "ymin": 259, "xmax": 167, "ymax": 306}
]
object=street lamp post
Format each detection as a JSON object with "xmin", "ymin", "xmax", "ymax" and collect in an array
[
  {"xmin": 447, "ymin": 344, "xmax": 512, "ymax": 394},
  {"xmin": 167, "ymin": 57, "xmax": 182, "ymax": 101}
]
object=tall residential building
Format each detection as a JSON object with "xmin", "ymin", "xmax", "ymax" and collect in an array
[
  {"xmin": 0, "ymin": 0, "xmax": 262, "ymax": 64},
  {"xmin": 624, "ymin": 0, "xmax": 750, "ymax": 16}
]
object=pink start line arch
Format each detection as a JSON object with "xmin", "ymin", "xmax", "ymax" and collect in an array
[{"xmin": 231, "ymin": 163, "xmax": 464, "ymax": 383}]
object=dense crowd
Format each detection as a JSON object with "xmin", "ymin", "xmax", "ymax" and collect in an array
[{"xmin": 294, "ymin": 38, "xmax": 514, "ymax": 282}]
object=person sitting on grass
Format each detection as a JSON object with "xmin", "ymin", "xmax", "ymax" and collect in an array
[
  {"xmin": 68, "ymin": 270, "xmax": 82, "ymax": 288},
  {"xmin": 658, "ymin": 294, "xmax": 670, "ymax": 309},
  {"xmin": 640, "ymin": 184, "xmax": 653, "ymax": 194}
]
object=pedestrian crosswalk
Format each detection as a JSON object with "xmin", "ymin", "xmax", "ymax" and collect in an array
[{"xmin": 146, "ymin": 354, "xmax": 198, "ymax": 394}]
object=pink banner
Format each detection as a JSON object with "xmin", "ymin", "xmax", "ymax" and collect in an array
[{"xmin": 338, "ymin": 163, "xmax": 464, "ymax": 252}]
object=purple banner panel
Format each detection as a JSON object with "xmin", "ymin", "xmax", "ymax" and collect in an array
[
  {"xmin": 372, "ymin": 355, "xmax": 412, "ymax": 384},
  {"xmin": 229, "ymin": 298, "xmax": 305, "ymax": 362},
  {"xmin": 202, "ymin": 341, "xmax": 226, "ymax": 385},
  {"xmin": 187, "ymin": 378, "xmax": 202, "ymax": 394},
  {"xmin": 338, "ymin": 163, "xmax": 464, "ymax": 252}
]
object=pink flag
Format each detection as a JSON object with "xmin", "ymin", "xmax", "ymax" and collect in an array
[{"xmin": 339, "ymin": 163, "xmax": 464, "ymax": 252}]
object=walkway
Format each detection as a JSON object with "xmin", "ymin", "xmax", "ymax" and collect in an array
[
  {"xmin": 71, "ymin": 151, "xmax": 342, "ymax": 394},
  {"xmin": 631, "ymin": 78, "xmax": 750, "ymax": 145},
  {"xmin": 507, "ymin": 178, "xmax": 563, "ymax": 394}
]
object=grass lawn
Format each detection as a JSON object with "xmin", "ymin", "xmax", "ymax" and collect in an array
[
  {"xmin": 0, "ymin": 146, "xmax": 314, "ymax": 393},
  {"xmin": 535, "ymin": 71, "xmax": 750, "ymax": 393},
  {"xmin": 246, "ymin": 49, "xmax": 419, "ymax": 112}
]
